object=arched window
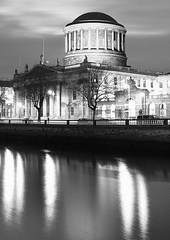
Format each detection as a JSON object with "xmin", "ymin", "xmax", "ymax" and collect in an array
[
  {"xmin": 160, "ymin": 103, "xmax": 166, "ymax": 118},
  {"xmin": 149, "ymin": 103, "xmax": 155, "ymax": 115},
  {"xmin": 7, "ymin": 108, "xmax": 12, "ymax": 117}
]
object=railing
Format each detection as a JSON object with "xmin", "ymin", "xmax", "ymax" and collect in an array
[{"xmin": 0, "ymin": 118, "xmax": 169, "ymax": 126}]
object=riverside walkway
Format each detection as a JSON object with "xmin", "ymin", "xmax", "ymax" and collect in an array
[
  {"xmin": 0, "ymin": 118, "xmax": 170, "ymax": 154},
  {"xmin": 0, "ymin": 118, "xmax": 169, "ymax": 126}
]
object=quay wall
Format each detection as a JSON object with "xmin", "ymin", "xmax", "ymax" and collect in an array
[{"xmin": 0, "ymin": 123, "xmax": 170, "ymax": 154}]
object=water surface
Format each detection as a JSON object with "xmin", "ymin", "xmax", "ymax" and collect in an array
[{"xmin": 0, "ymin": 144, "xmax": 170, "ymax": 240}]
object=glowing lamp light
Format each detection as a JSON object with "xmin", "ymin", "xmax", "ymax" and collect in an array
[{"xmin": 48, "ymin": 90, "xmax": 54, "ymax": 96}]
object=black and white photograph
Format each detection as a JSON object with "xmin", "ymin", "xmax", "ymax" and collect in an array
[{"xmin": 0, "ymin": 0, "xmax": 170, "ymax": 239}]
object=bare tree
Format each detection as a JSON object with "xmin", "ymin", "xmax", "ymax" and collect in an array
[
  {"xmin": 14, "ymin": 72, "xmax": 58, "ymax": 121},
  {"xmin": 68, "ymin": 67, "xmax": 116, "ymax": 120}
]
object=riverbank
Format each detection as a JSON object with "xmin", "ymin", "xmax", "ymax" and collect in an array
[{"xmin": 0, "ymin": 123, "xmax": 170, "ymax": 154}]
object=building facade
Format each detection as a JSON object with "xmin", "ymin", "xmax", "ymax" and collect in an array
[
  {"xmin": 0, "ymin": 80, "xmax": 13, "ymax": 118},
  {"xmin": 13, "ymin": 12, "xmax": 170, "ymax": 120}
]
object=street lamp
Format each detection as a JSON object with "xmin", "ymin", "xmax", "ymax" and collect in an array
[{"xmin": 48, "ymin": 89, "xmax": 54, "ymax": 96}]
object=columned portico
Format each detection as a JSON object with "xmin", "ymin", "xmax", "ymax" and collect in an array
[{"xmin": 64, "ymin": 29, "xmax": 125, "ymax": 53}]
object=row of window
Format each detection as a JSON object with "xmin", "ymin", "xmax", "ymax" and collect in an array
[{"xmin": 137, "ymin": 79, "xmax": 168, "ymax": 89}]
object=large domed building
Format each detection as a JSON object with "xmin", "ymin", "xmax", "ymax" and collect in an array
[
  {"xmin": 63, "ymin": 12, "xmax": 127, "ymax": 67},
  {"xmin": 12, "ymin": 12, "xmax": 170, "ymax": 121}
]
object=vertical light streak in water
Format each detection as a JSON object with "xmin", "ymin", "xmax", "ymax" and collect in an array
[
  {"xmin": 15, "ymin": 153, "xmax": 25, "ymax": 223},
  {"xmin": 44, "ymin": 154, "xmax": 58, "ymax": 229},
  {"xmin": 118, "ymin": 160, "xmax": 134, "ymax": 239},
  {"xmin": 137, "ymin": 173, "xmax": 149, "ymax": 239},
  {"xmin": 0, "ymin": 153, "xmax": 1, "ymax": 168},
  {"xmin": 3, "ymin": 149, "xmax": 15, "ymax": 223}
]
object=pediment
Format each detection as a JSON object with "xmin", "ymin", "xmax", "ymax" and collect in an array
[{"xmin": 25, "ymin": 64, "xmax": 58, "ymax": 77}]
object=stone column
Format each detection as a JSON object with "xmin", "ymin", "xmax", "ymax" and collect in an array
[
  {"xmin": 117, "ymin": 31, "xmax": 120, "ymax": 51},
  {"xmin": 105, "ymin": 29, "xmax": 107, "ymax": 49},
  {"xmin": 96, "ymin": 29, "xmax": 99, "ymax": 49},
  {"xmin": 43, "ymin": 99, "xmax": 47, "ymax": 118},
  {"xmin": 25, "ymin": 98, "xmax": 27, "ymax": 117},
  {"xmin": 65, "ymin": 34, "xmax": 67, "ymax": 53},
  {"xmin": 74, "ymin": 31, "xmax": 76, "ymax": 51},
  {"xmin": 68, "ymin": 32, "xmax": 71, "ymax": 51},
  {"xmin": 49, "ymin": 95, "xmax": 54, "ymax": 117},
  {"xmin": 55, "ymin": 85, "xmax": 60, "ymax": 118},
  {"xmin": 123, "ymin": 33, "xmax": 125, "ymax": 52},
  {"xmin": 112, "ymin": 31, "xmax": 114, "ymax": 50},
  {"xmin": 120, "ymin": 33, "xmax": 123, "ymax": 52},
  {"xmin": 80, "ymin": 30, "xmax": 83, "ymax": 50},
  {"xmin": 30, "ymin": 102, "xmax": 34, "ymax": 118},
  {"xmin": 88, "ymin": 29, "xmax": 91, "ymax": 49}
]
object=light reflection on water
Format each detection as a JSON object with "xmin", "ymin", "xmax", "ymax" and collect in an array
[
  {"xmin": 43, "ymin": 153, "xmax": 59, "ymax": 229},
  {"xmin": 2, "ymin": 150, "xmax": 25, "ymax": 227},
  {"xmin": 0, "ymin": 145, "xmax": 170, "ymax": 240},
  {"xmin": 118, "ymin": 160, "xmax": 135, "ymax": 239},
  {"xmin": 118, "ymin": 159, "xmax": 149, "ymax": 240},
  {"xmin": 3, "ymin": 149, "xmax": 15, "ymax": 224},
  {"xmin": 137, "ymin": 173, "xmax": 149, "ymax": 239}
]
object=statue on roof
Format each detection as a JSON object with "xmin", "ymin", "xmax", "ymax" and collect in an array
[
  {"xmin": 25, "ymin": 64, "xmax": 28, "ymax": 72},
  {"xmin": 57, "ymin": 58, "xmax": 60, "ymax": 66},
  {"xmin": 84, "ymin": 55, "xmax": 88, "ymax": 63},
  {"xmin": 40, "ymin": 54, "xmax": 44, "ymax": 64}
]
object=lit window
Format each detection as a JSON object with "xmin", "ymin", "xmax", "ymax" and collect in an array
[{"xmin": 167, "ymin": 80, "xmax": 170, "ymax": 88}]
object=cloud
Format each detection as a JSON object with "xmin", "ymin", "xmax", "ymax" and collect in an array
[
  {"xmin": 0, "ymin": 0, "xmax": 170, "ymax": 38},
  {"xmin": 0, "ymin": 0, "xmax": 88, "ymax": 37},
  {"xmin": 0, "ymin": 0, "xmax": 170, "ymax": 77}
]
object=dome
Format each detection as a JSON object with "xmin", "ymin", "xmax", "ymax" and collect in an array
[
  {"xmin": 64, "ymin": 12, "xmax": 127, "ymax": 68},
  {"xmin": 66, "ymin": 12, "xmax": 124, "ymax": 27}
]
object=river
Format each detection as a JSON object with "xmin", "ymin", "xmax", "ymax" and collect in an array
[{"xmin": 0, "ymin": 143, "xmax": 170, "ymax": 240}]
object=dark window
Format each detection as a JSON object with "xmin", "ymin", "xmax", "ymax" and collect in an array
[
  {"xmin": 138, "ymin": 79, "xmax": 140, "ymax": 87},
  {"xmin": 114, "ymin": 77, "xmax": 117, "ymax": 86},
  {"xmin": 159, "ymin": 82, "xmax": 163, "ymax": 88},
  {"xmin": 73, "ymin": 90, "xmax": 76, "ymax": 100},
  {"xmin": 71, "ymin": 107, "xmax": 74, "ymax": 115},
  {"xmin": 143, "ymin": 80, "xmax": 146, "ymax": 88}
]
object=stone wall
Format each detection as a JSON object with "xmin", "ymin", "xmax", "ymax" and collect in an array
[{"xmin": 0, "ymin": 124, "xmax": 170, "ymax": 153}]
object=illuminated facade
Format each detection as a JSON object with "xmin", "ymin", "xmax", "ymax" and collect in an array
[
  {"xmin": 0, "ymin": 81, "xmax": 13, "ymax": 118},
  {"xmin": 13, "ymin": 12, "xmax": 170, "ymax": 119}
]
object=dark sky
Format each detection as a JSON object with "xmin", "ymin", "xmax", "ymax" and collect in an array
[{"xmin": 0, "ymin": 0, "xmax": 170, "ymax": 79}]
